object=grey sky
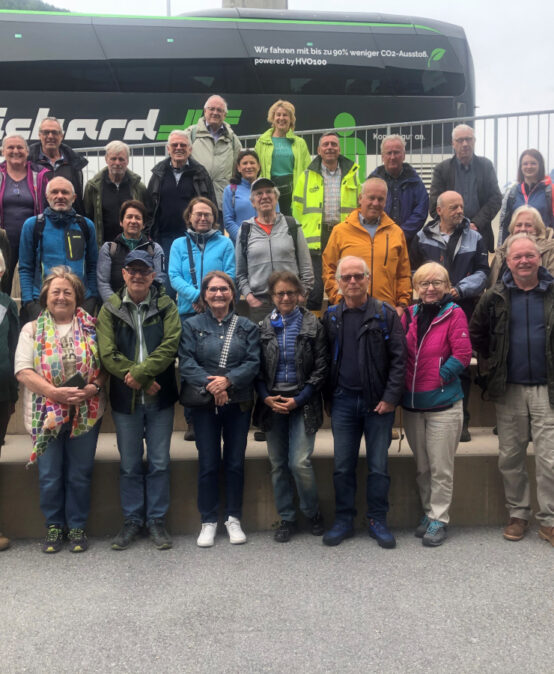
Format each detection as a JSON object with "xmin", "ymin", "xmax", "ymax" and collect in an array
[{"xmin": 51, "ymin": 0, "xmax": 554, "ymax": 117}]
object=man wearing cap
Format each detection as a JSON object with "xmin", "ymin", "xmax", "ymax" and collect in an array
[
  {"xmin": 236, "ymin": 177, "xmax": 314, "ymax": 324},
  {"xmin": 96, "ymin": 250, "xmax": 181, "ymax": 551}
]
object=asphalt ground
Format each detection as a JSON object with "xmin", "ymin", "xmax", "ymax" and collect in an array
[{"xmin": 1, "ymin": 526, "xmax": 552, "ymax": 673}]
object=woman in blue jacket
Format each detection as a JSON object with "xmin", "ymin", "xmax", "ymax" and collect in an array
[{"xmin": 222, "ymin": 150, "xmax": 262, "ymax": 244}]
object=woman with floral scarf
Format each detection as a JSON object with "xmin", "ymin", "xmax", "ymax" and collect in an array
[{"xmin": 15, "ymin": 266, "xmax": 106, "ymax": 554}]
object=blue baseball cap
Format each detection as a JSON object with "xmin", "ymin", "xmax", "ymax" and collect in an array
[{"xmin": 123, "ymin": 250, "xmax": 155, "ymax": 269}]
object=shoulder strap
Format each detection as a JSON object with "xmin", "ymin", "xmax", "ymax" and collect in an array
[
  {"xmin": 219, "ymin": 314, "xmax": 239, "ymax": 368},
  {"xmin": 32, "ymin": 214, "xmax": 46, "ymax": 269},
  {"xmin": 284, "ymin": 215, "xmax": 301, "ymax": 269},
  {"xmin": 240, "ymin": 222, "xmax": 251, "ymax": 261},
  {"xmin": 185, "ymin": 235, "xmax": 198, "ymax": 288},
  {"xmin": 230, "ymin": 183, "xmax": 238, "ymax": 210},
  {"xmin": 74, "ymin": 214, "xmax": 91, "ymax": 243},
  {"xmin": 108, "ymin": 241, "xmax": 118, "ymax": 258},
  {"xmin": 373, "ymin": 300, "xmax": 390, "ymax": 341}
]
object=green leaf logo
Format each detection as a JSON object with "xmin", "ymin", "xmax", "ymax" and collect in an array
[{"xmin": 427, "ymin": 47, "xmax": 446, "ymax": 68}]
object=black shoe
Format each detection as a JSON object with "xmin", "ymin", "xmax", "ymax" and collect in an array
[
  {"xmin": 274, "ymin": 520, "xmax": 297, "ymax": 543},
  {"xmin": 460, "ymin": 425, "xmax": 471, "ymax": 442},
  {"xmin": 68, "ymin": 528, "xmax": 88, "ymax": 553},
  {"xmin": 310, "ymin": 511, "xmax": 325, "ymax": 536},
  {"xmin": 42, "ymin": 524, "xmax": 64, "ymax": 554},
  {"xmin": 112, "ymin": 520, "xmax": 142, "ymax": 550},
  {"xmin": 254, "ymin": 431, "xmax": 266, "ymax": 441},
  {"xmin": 184, "ymin": 423, "xmax": 195, "ymax": 442},
  {"xmin": 148, "ymin": 519, "xmax": 172, "ymax": 550}
]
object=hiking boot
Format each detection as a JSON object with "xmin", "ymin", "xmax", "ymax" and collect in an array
[
  {"xmin": 42, "ymin": 525, "xmax": 64, "ymax": 553},
  {"xmin": 368, "ymin": 519, "xmax": 396, "ymax": 549},
  {"xmin": 422, "ymin": 520, "xmax": 447, "ymax": 547},
  {"xmin": 0, "ymin": 532, "xmax": 10, "ymax": 551},
  {"xmin": 112, "ymin": 520, "xmax": 142, "ymax": 550},
  {"xmin": 148, "ymin": 520, "xmax": 172, "ymax": 550},
  {"xmin": 197, "ymin": 522, "xmax": 217, "ymax": 548},
  {"xmin": 184, "ymin": 422, "xmax": 195, "ymax": 442},
  {"xmin": 274, "ymin": 520, "xmax": 298, "ymax": 543},
  {"xmin": 322, "ymin": 521, "xmax": 354, "ymax": 547},
  {"xmin": 503, "ymin": 517, "xmax": 528, "ymax": 541},
  {"xmin": 538, "ymin": 525, "xmax": 554, "ymax": 547},
  {"xmin": 68, "ymin": 528, "xmax": 88, "ymax": 553},
  {"xmin": 224, "ymin": 516, "xmax": 247, "ymax": 544},
  {"xmin": 310, "ymin": 511, "xmax": 325, "ymax": 536},
  {"xmin": 415, "ymin": 514, "xmax": 430, "ymax": 538}
]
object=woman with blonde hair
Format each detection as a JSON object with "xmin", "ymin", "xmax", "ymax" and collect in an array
[
  {"xmin": 254, "ymin": 100, "xmax": 311, "ymax": 215},
  {"xmin": 402, "ymin": 262, "xmax": 472, "ymax": 547}
]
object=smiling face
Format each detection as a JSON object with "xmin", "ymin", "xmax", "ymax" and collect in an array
[
  {"xmin": 122, "ymin": 263, "xmax": 155, "ymax": 303},
  {"xmin": 318, "ymin": 134, "xmax": 341, "ymax": 167},
  {"xmin": 46, "ymin": 277, "xmax": 76, "ymax": 322},
  {"xmin": 237, "ymin": 154, "xmax": 260, "ymax": 183},
  {"xmin": 512, "ymin": 211, "xmax": 538, "ymax": 236},
  {"xmin": 338, "ymin": 258, "xmax": 370, "ymax": 307},
  {"xmin": 273, "ymin": 107, "xmax": 292, "ymax": 134},
  {"xmin": 204, "ymin": 276, "xmax": 233, "ymax": 316},
  {"xmin": 2, "ymin": 135, "xmax": 28, "ymax": 167},
  {"xmin": 359, "ymin": 180, "xmax": 387, "ymax": 221},
  {"xmin": 272, "ymin": 280, "xmax": 300, "ymax": 315},
  {"xmin": 251, "ymin": 186, "xmax": 278, "ymax": 217},
  {"xmin": 204, "ymin": 96, "xmax": 227, "ymax": 130},
  {"xmin": 167, "ymin": 133, "xmax": 191, "ymax": 167},
  {"xmin": 39, "ymin": 119, "xmax": 63, "ymax": 154},
  {"xmin": 189, "ymin": 201, "xmax": 215, "ymax": 233},
  {"xmin": 506, "ymin": 238, "xmax": 541, "ymax": 287},
  {"xmin": 416, "ymin": 274, "xmax": 448, "ymax": 303},
  {"xmin": 46, "ymin": 178, "xmax": 76, "ymax": 212},
  {"xmin": 120, "ymin": 207, "xmax": 144, "ymax": 239},
  {"xmin": 520, "ymin": 153, "xmax": 540, "ymax": 184}
]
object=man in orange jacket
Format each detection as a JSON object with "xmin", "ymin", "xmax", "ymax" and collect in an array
[{"xmin": 322, "ymin": 177, "xmax": 412, "ymax": 315}]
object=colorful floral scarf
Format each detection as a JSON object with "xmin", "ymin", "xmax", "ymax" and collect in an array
[{"xmin": 29, "ymin": 308, "xmax": 102, "ymax": 465}]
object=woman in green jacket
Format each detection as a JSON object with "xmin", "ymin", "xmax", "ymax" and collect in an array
[{"xmin": 254, "ymin": 100, "xmax": 311, "ymax": 216}]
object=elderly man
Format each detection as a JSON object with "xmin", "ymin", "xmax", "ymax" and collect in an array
[
  {"xmin": 83, "ymin": 141, "xmax": 151, "ymax": 246},
  {"xmin": 185, "ymin": 95, "xmax": 242, "ymax": 216},
  {"xmin": 470, "ymin": 235, "xmax": 554, "ymax": 547},
  {"xmin": 236, "ymin": 177, "xmax": 314, "ymax": 324},
  {"xmin": 19, "ymin": 177, "xmax": 98, "ymax": 322},
  {"xmin": 28, "ymin": 116, "xmax": 88, "ymax": 214},
  {"xmin": 430, "ymin": 124, "xmax": 502, "ymax": 252},
  {"xmin": 148, "ymin": 130, "xmax": 216, "ymax": 298},
  {"xmin": 369, "ymin": 134, "xmax": 429, "ymax": 245},
  {"xmin": 411, "ymin": 190, "xmax": 489, "ymax": 441},
  {"xmin": 292, "ymin": 131, "xmax": 361, "ymax": 310},
  {"xmin": 321, "ymin": 255, "xmax": 406, "ymax": 547},
  {"xmin": 322, "ymin": 177, "xmax": 411, "ymax": 314},
  {"xmin": 97, "ymin": 250, "xmax": 181, "ymax": 551}
]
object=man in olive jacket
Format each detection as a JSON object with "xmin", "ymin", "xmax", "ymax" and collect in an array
[{"xmin": 96, "ymin": 250, "xmax": 181, "ymax": 552}]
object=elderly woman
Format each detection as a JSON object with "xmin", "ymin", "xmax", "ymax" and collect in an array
[
  {"xmin": 489, "ymin": 205, "xmax": 554, "ymax": 287},
  {"xmin": 402, "ymin": 262, "xmax": 472, "ymax": 547},
  {"xmin": 97, "ymin": 200, "xmax": 165, "ymax": 303},
  {"xmin": 15, "ymin": 267, "xmax": 106, "ymax": 554},
  {"xmin": 235, "ymin": 177, "xmax": 314, "ymax": 324},
  {"xmin": 179, "ymin": 271, "xmax": 260, "ymax": 548},
  {"xmin": 499, "ymin": 149, "xmax": 553, "ymax": 244},
  {"xmin": 0, "ymin": 250, "xmax": 18, "ymax": 551},
  {"xmin": 254, "ymin": 100, "xmax": 311, "ymax": 215},
  {"xmin": 223, "ymin": 149, "xmax": 268, "ymax": 243},
  {"xmin": 0, "ymin": 134, "xmax": 49, "ymax": 292},
  {"xmin": 255, "ymin": 271, "xmax": 328, "ymax": 542}
]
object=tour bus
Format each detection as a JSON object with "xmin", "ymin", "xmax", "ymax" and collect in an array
[{"xmin": 0, "ymin": 8, "xmax": 474, "ymax": 149}]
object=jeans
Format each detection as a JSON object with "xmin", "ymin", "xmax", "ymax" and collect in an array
[
  {"xmin": 158, "ymin": 234, "xmax": 178, "ymax": 301},
  {"xmin": 330, "ymin": 387, "xmax": 393, "ymax": 523},
  {"xmin": 37, "ymin": 420, "xmax": 101, "ymax": 529},
  {"xmin": 191, "ymin": 402, "xmax": 251, "ymax": 522},
  {"xmin": 112, "ymin": 403, "xmax": 174, "ymax": 526},
  {"xmin": 266, "ymin": 407, "xmax": 319, "ymax": 522}
]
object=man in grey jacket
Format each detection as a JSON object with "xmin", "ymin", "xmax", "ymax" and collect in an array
[
  {"xmin": 185, "ymin": 95, "xmax": 242, "ymax": 217},
  {"xmin": 236, "ymin": 178, "xmax": 314, "ymax": 324}
]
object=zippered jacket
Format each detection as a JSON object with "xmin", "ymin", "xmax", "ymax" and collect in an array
[
  {"xmin": 254, "ymin": 128, "xmax": 311, "ymax": 188},
  {"xmin": 0, "ymin": 161, "xmax": 49, "ymax": 226},
  {"xmin": 498, "ymin": 178, "xmax": 554, "ymax": 244},
  {"xmin": 401, "ymin": 300, "xmax": 472, "ymax": 410}
]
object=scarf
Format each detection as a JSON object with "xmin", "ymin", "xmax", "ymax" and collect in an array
[{"xmin": 29, "ymin": 307, "xmax": 102, "ymax": 465}]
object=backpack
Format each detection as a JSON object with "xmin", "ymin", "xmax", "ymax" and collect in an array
[
  {"xmin": 240, "ymin": 215, "xmax": 301, "ymax": 268},
  {"xmin": 33, "ymin": 212, "xmax": 90, "ymax": 267},
  {"xmin": 108, "ymin": 241, "xmax": 155, "ymax": 259}
]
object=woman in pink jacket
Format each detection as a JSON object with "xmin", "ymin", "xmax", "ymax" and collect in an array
[{"xmin": 401, "ymin": 262, "xmax": 472, "ymax": 547}]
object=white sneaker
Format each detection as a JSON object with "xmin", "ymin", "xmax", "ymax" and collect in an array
[
  {"xmin": 225, "ymin": 516, "xmax": 247, "ymax": 545},
  {"xmin": 197, "ymin": 523, "xmax": 217, "ymax": 548}
]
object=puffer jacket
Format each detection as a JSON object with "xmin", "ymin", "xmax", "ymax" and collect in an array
[
  {"xmin": 254, "ymin": 307, "xmax": 329, "ymax": 434},
  {"xmin": 254, "ymin": 128, "xmax": 311, "ymax": 188},
  {"xmin": 322, "ymin": 209, "xmax": 412, "ymax": 307},
  {"xmin": 186, "ymin": 117, "xmax": 242, "ymax": 210},
  {"xmin": 401, "ymin": 298, "xmax": 472, "ymax": 410}
]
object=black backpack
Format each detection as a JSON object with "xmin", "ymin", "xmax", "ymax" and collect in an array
[{"xmin": 239, "ymin": 215, "xmax": 301, "ymax": 268}]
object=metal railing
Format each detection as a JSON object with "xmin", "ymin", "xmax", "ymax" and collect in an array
[{"xmin": 77, "ymin": 109, "xmax": 554, "ymax": 190}]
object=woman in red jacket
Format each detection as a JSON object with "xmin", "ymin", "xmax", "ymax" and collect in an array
[{"xmin": 401, "ymin": 262, "xmax": 472, "ymax": 547}]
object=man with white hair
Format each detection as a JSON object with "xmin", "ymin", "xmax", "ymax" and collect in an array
[
  {"xmin": 19, "ymin": 177, "xmax": 98, "ymax": 321},
  {"xmin": 470, "ymin": 234, "xmax": 554, "ymax": 547},
  {"xmin": 148, "ymin": 130, "xmax": 216, "ymax": 298},
  {"xmin": 185, "ymin": 95, "xmax": 242, "ymax": 216},
  {"xmin": 83, "ymin": 140, "xmax": 151, "ymax": 246},
  {"xmin": 28, "ymin": 116, "xmax": 88, "ymax": 215},
  {"xmin": 430, "ymin": 124, "xmax": 502, "ymax": 252},
  {"xmin": 369, "ymin": 134, "xmax": 429, "ymax": 245}
]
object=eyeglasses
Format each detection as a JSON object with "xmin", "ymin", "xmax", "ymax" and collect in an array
[
  {"xmin": 339, "ymin": 273, "xmax": 367, "ymax": 282},
  {"xmin": 206, "ymin": 286, "xmax": 231, "ymax": 294},
  {"xmin": 453, "ymin": 136, "xmax": 474, "ymax": 144},
  {"xmin": 419, "ymin": 280, "xmax": 446, "ymax": 289},
  {"xmin": 169, "ymin": 142, "xmax": 189, "ymax": 149},
  {"xmin": 124, "ymin": 267, "xmax": 152, "ymax": 277},
  {"xmin": 40, "ymin": 130, "xmax": 62, "ymax": 136},
  {"xmin": 205, "ymin": 106, "xmax": 225, "ymax": 113},
  {"xmin": 274, "ymin": 290, "xmax": 298, "ymax": 298},
  {"xmin": 192, "ymin": 212, "xmax": 213, "ymax": 220}
]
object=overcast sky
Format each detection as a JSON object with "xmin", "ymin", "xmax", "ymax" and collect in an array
[{"xmin": 56, "ymin": 0, "xmax": 554, "ymax": 117}]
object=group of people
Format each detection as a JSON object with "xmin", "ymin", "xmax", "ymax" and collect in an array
[{"xmin": 0, "ymin": 99, "xmax": 553, "ymax": 555}]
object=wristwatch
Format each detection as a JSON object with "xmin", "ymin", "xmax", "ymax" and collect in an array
[{"xmin": 90, "ymin": 382, "xmax": 102, "ymax": 394}]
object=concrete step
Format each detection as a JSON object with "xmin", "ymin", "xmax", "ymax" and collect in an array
[{"xmin": 0, "ymin": 428, "xmax": 538, "ymax": 539}]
